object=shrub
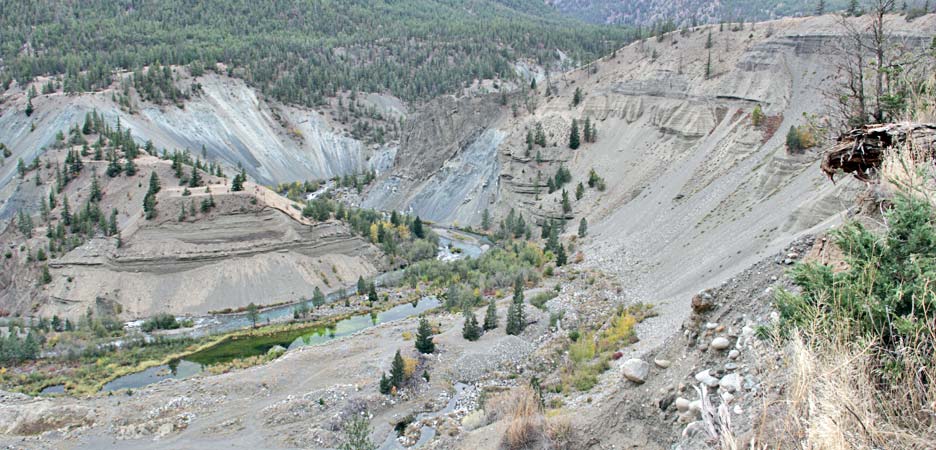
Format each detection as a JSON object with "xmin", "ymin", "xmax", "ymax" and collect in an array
[
  {"xmin": 786, "ymin": 125, "xmax": 817, "ymax": 152},
  {"xmin": 568, "ymin": 332, "xmax": 596, "ymax": 364},
  {"xmin": 402, "ymin": 356, "xmax": 418, "ymax": 379},
  {"xmin": 752, "ymin": 104, "xmax": 765, "ymax": 127},
  {"xmin": 530, "ymin": 291, "xmax": 556, "ymax": 311},
  {"xmin": 778, "ymin": 193, "xmax": 936, "ymax": 367},
  {"xmin": 598, "ymin": 311, "xmax": 637, "ymax": 352},
  {"xmin": 141, "ymin": 313, "xmax": 181, "ymax": 332}
]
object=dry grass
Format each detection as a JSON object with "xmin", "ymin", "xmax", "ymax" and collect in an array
[
  {"xmin": 781, "ymin": 331, "xmax": 936, "ymax": 450},
  {"xmin": 881, "ymin": 140, "xmax": 936, "ymax": 207},
  {"xmin": 903, "ymin": 75, "xmax": 936, "ymax": 124},
  {"xmin": 490, "ymin": 385, "xmax": 546, "ymax": 450},
  {"xmin": 544, "ymin": 411, "xmax": 575, "ymax": 450}
]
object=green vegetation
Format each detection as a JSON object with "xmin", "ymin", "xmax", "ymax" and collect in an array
[
  {"xmin": 582, "ymin": 117, "xmax": 598, "ymax": 144},
  {"xmin": 785, "ymin": 125, "xmax": 817, "ymax": 152},
  {"xmin": 778, "ymin": 193, "xmax": 936, "ymax": 374},
  {"xmin": 403, "ymin": 241, "xmax": 546, "ymax": 291},
  {"xmin": 568, "ymin": 119, "xmax": 581, "ymax": 149},
  {"xmin": 484, "ymin": 298, "xmax": 499, "ymax": 330},
  {"xmin": 297, "ymin": 197, "xmax": 438, "ymax": 265},
  {"xmin": 462, "ymin": 309, "xmax": 482, "ymax": 341},
  {"xmin": 529, "ymin": 291, "xmax": 557, "ymax": 311},
  {"xmin": 559, "ymin": 304, "xmax": 653, "ymax": 392},
  {"xmin": 415, "ymin": 317, "xmax": 435, "ymax": 354},
  {"xmin": 141, "ymin": 313, "xmax": 192, "ymax": 332},
  {"xmin": 339, "ymin": 414, "xmax": 376, "ymax": 450},
  {"xmin": 506, "ymin": 277, "xmax": 527, "ymax": 335},
  {"xmin": 0, "ymin": 1, "xmax": 632, "ymax": 104},
  {"xmin": 550, "ymin": 0, "xmax": 852, "ymax": 26},
  {"xmin": 0, "ymin": 328, "xmax": 40, "ymax": 365}
]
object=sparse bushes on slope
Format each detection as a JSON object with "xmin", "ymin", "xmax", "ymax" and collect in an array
[{"xmin": 775, "ymin": 183, "xmax": 936, "ymax": 447}]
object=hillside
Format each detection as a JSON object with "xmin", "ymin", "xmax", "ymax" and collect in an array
[
  {"xmin": 0, "ymin": 139, "xmax": 386, "ymax": 319},
  {"xmin": 547, "ymin": 0, "xmax": 866, "ymax": 25},
  {"xmin": 0, "ymin": 0, "xmax": 631, "ymax": 104},
  {"xmin": 0, "ymin": 8, "xmax": 934, "ymax": 450},
  {"xmin": 0, "ymin": 70, "xmax": 387, "ymax": 211}
]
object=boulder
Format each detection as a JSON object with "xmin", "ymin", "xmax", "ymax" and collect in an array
[
  {"xmin": 710, "ymin": 337, "xmax": 731, "ymax": 350},
  {"xmin": 622, "ymin": 359, "xmax": 650, "ymax": 384},
  {"xmin": 719, "ymin": 373, "xmax": 741, "ymax": 393},
  {"xmin": 694, "ymin": 369, "xmax": 720, "ymax": 388},
  {"xmin": 691, "ymin": 293, "xmax": 715, "ymax": 314}
]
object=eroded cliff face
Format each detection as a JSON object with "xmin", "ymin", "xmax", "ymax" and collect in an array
[
  {"xmin": 488, "ymin": 15, "xmax": 935, "ymax": 348},
  {"xmin": 0, "ymin": 73, "xmax": 381, "ymax": 221},
  {"xmin": 363, "ymin": 95, "xmax": 506, "ymax": 224},
  {"xmin": 0, "ymin": 150, "xmax": 383, "ymax": 319}
]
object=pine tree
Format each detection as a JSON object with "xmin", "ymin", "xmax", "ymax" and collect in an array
[
  {"xmin": 575, "ymin": 182, "xmax": 585, "ymax": 200},
  {"xmin": 578, "ymin": 217, "xmax": 588, "ymax": 238},
  {"xmin": 705, "ymin": 50, "xmax": 712, "ymax": 79},
  {"xmin": 312, "ymin": 286, "xmax": 325, "ymax": 307},
  {"xmin": 108, "ymin": 209, "xmax": 118, "ymax": 235},
  {"xmin": 572, "ymin": 87, "xmax": 583, "ymax": 107},
  {"xmin": 506, "ymin": 277, "xmax": 526, "ymax": 335},
  {"xmin": 411, "ymin": 216, "xmax": 425, "ymax": 239},
  {"xmin": 189, "ymin": 166, "xmax": 202, "ymax": 187},
  {"xmin": 16, "ymin": 209, "xmax": 33, "ymax": 237},
  {"xmin": 357, "ymin": 276, "xmax": 367, "ymax": 295},
  {"xmin": 379, "ymin": 372, "xmax": 392, "ymax": 394},
  {"xmin": 246, "ymin": 302, "xmax": 259, "ymax": 328},
  {"xmin": 106, "ymin": 154, "xmax": 122, "ymax": 178},
  {"xmin": 583, "ymin": 117, "xmax": 592, "ymax": 143},
  {"xmin": 61, "ymin": 194, "xmax": 71, "ymax": 226},
  {"xmin": 483, "ymin": 298, "xmax": 498, "ymax": 330},
  {"xmin": 390, "ymin": 349, "xmax": 405, "ymax": 388},
  {"xmin": 786, "ymin": 126, "xmax": 802, "ymax": 151},
  {"xmin": 462, "ymin": 309, "xmax": 481, "ymax": 341},
  {"xmin": 231, "ymin": 168, "xmax": 246, "ymax": 191},
  {"xmin": 82, "ymin": 113, "xmax": 93, "ymax": 135},
  {"xmin": 561, "ymin": 189, "xmax": 572, "ymax": 214},
  {"xmin": 415, "ymin": 317, "xmax": 435, "ymax": 354},
  {"xmin": 848, "ymin": 0, "xmax": 860, "ymax": 15},
  {"xmin": 25, "ymin": 98, "xmax": 34, "ymax": 117},
  {"xmin": 148, "ymin": 171, "xmax": 161, "ymax": 195},
  {"xmin": 368, "ymin": 283, "xmax": 378, "ymax": 303},
  {"xmin": 556, "ymin": 243, "xmax": 567, "ymax": 266},
  {"xmin": 89, "ymin": 173, "xmax": 102, "ymax": 202},
  {"xmin": 481, "ymin": 208, "xmax": 491, "ymax": 230},
  {"xmin": 569, "ymin": 119, "xmax": 580, "ymax": 149},
  {"xmin": 534, "ymin": 123, "xmax": 547, "ymax": 147},
  {"xmin": 39, "ymin": 265, "xmax": 52, "ymax": 285},
  {"xmin": 546, "ymin": 222, "xmax": 560, "ymax": 253}
]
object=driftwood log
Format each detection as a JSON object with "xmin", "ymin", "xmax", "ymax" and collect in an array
[{"xmin": 821, "ymin": 122, "xmax": 936, "ymax": 182}]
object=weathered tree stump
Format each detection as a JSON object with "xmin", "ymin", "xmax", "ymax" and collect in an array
[{"xmin": 821, "ymin": 122, "xmax": 936, "ymax": 182}]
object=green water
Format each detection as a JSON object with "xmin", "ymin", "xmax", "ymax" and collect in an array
[{"xmin": 186, "ymin": 297, "xmax": 439, "ymax": 367}]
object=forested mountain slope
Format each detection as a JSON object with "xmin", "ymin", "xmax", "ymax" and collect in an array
[
  {"xmin": 546, "ymin": 0, "xmax": 879, "ymax": 25},
  {"xmin": 0, "ymin": 0, "xmax": 632, "ymax": 105}
]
